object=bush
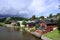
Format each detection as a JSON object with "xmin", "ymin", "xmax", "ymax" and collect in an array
[
  {"xmin": 57, "ymin": 17, "xmax": 60, "ymax": 33},
  {"xmin": 4, "ymin": 17, "xmax": 11, "ymax": 24},
  {"xmin": 35, "ymin": 24, "xmax": 40, "ymax": 29},
  {"xmin": 4, "ymin": 20, "xmax": 11, "ymax": 24},
  {"xmin": 12, "ymin": 22, "xmax": 20, "ymax": 26},
  {"xmin": 16, "ymin": 22, "xmax": 20, "ymax": 26},
  {"xmin": 21, "ymin": 26, "xmax": 25, "ymax": 30},
  {"xmin": 29, "ymin": 27, "xmax": 35, "ymax": 32},
  {"xmin": 22, "ymin": 20, "xmax": 26, "ymax": 25},
  {"xmin": 0, "ymin": 23, "xmax": 3, "ymax": 26},
  {"xmin": 13, "ymin": 23, "xmax": 16, "ymax": 26},
  {"xmin": 0, "ymin": 23, "xmax": 4, "ymax": 26}
]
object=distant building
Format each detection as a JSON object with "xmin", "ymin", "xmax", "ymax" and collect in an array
[
  {"xmin": 26, "ymin": 20, "xmax": 40, "ymax": 28},
  {"xmin": 17, "ymin": 21, "xmax": 25, "ymax": 27}
]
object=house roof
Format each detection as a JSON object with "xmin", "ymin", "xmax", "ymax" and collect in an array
[
  {"xmin": 26, "ymin": 22, "xmax": 35, "ymax": 26},
  {"xmin": 43, "ymin": 19, "xmax": 57, "ymax": 25}
]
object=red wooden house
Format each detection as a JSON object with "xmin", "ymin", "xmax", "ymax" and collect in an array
[{"xmin": 35, "ymin": 19, "xmax": 57, "ymax": 34}]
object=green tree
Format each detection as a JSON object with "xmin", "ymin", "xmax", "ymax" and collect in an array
[
  {"xmin": 56, "ymin": 13, "xmax": 60, "ymax": 16},
  {"xmin": 39, "ymin": 16, "xmax": 44, "ymax": 19},
  {"xmin": 57, "ymin": 17, "xmax": 60, "ymax": 33},
  {"xmin": 31, "ymin": 15, "xmax": 36, "ymax": 20},
  {"xmin": 4, "ymin": 17, "xmax": 11, "ymax": 24},
  {"xmin": 22, "ymin": 20, "xmax": 26, "ymax": 25},
  {"xmin": 16, "ymin": 22, "xmax": 20, "ymax": 26},
  {"xmin": 49, "ymin": 13, "xmax": 53, "ymax": 18},
  {"xmin": 35, "ymin": 24, "xmax": 40, "ymax": 29}
]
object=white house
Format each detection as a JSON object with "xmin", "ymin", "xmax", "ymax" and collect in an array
[{"xmin": 17, "ymin": 21, "xmax": 25, "ymax": 27}]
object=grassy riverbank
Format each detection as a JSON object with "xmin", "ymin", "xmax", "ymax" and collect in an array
[
  {"xmin": 0, "ymin": 22, "xmax": 5, "ymax": 26},
  {"xmin": 44, "ymin": 29, "xmax": 60, "ymax": 40}
]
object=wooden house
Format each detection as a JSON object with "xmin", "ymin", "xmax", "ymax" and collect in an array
[
  {"xmin": 26, "ymin": 20, "xmax": 40, "ymax": 28},
  {"xmin": 35, "ymin": 19, "xmax": 57, "ymax": 34}
]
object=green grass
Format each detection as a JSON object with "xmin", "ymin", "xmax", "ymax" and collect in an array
[
  {"xmin": 0, "ymin": 22, "xmax": 4, "ymax": 26},
  {"xmin": 44, "ymin": 29, "xmax": 60, "ymax": 40}
]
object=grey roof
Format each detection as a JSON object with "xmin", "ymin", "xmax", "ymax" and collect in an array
[{"xmin": 43, "ymin": 19, "xmax": 57, "ymax": 25}]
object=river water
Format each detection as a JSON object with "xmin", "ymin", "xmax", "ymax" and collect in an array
[{"xmin": 0, "ymin": 27, "xmax": 42, "ymax": 40}]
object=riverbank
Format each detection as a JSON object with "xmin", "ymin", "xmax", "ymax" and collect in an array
[
  {"xmin": 44, "ymin": 29, "xmax": 60, "ymax": 40},
  {"xmin": 25, "ymin": 28, "xmax": 41, "ymax": 37},
  {"xmin": 24, "ymin": 28, "xmax": 52, "ymax": 40},
  {"xmin": 0, "ymin": 22, "xmax": 5, "ymax": 26}
]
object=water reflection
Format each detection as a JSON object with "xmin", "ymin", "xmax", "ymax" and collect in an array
[{"xmin": 0, "ymin": 27, "xmax": 42, "ymax": 40}]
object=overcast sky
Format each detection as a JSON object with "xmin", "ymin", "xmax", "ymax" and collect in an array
[{"xmin": 0, "ymin": 0, "xmax": 60, "ymax": 17}]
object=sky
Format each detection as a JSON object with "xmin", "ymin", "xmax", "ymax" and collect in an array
[{"xmin": 0, "ymin": 0, "xmax": 60, "ymax": 18}]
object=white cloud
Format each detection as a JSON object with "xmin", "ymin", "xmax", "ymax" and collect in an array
[
  {"xmin": 0, "ymin": 0, "xmax": 60, "ymax": 17},
  {"xmin": 28, "ymin": 0, "xmax": 59, "ymax": 12}
]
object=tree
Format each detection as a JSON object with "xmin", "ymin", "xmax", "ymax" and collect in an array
[
  {"xmin": 56, "ymin": 13, "xmax": 60, "ymax": 16},
  {"xmin": 57, "ymin": 17, "xmax": 60, "ymax": 33},
  {"xmin": 39, "ymin": 16, "xmax": 44, "ymax": 19},
  {"xmin": 49, "ymin": 13, "xmax": 53, "ymax": 18},
  {"xmin": 35, "ymin": 24, "xmax": 40, "ymax": 29},
  {"xmin": 13, "ymin": 22, "xmax": 20, "ymax": 26},
  {"xmin": 4, "ymin": 17, "xmax": 11, "ymax": 24},
  {"xmin": 16, "ymin": 22, "xmax": 20, "ymax": 26},
  {"xmin": 31, "ymin": 15, "xmax": 36, "ymax": 20},
  {"xmin": 22, "ymin": 20, "xmax": 26, "ymax": 25}
]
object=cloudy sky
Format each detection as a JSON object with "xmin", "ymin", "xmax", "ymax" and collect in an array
[{"xmin": 0, "ymin": 0, "xmax": 60, "ymax": 18}]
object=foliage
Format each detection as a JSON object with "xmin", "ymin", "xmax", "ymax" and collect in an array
[
  {"xmin": 4, "ymin": 17, "xmax": 11, "ymax": 24},
  {"xmin": 11, "ymin": 17, "xmax": 28, "ymax": 21},
  {"xmin": 13, "ymin": 23, "xmax": 16, "ymax": 26},
  {"xmin": 21, "ymin": 26, "xmax": 25, "ymax": 30},
  {"xmin": 0, "ymin": 18, "xmax": 6, "ymax": 22},
  {"xmin": 57, "ymin": 17, "xmax": 60, "ymax": 33},
  {"xmin": 35, "ymin": 24, "xmax": 40, "ymax": 29},
  {"xmin": 13, "ymin": 22, "xmax": 20, "ymax": 26},
  {"xmin": 49, "ymin": 13, "xmax": 53, "ymax": 18},
  {"xmin": 0, "ymin": 23, "xmax": 3, "ymax": 26},
  {"xmin": 31, "ymin": 15, "xmax": 36, "ymax": 20},
  {"xmin": 39, "ymin": 16, "xmax": 44, "ymax": 19},
  {"xmin": 22, "ymin": 20, "xmax": 26, "ymax": 25},
  {"xmin": 0, "ymin": 22, "xmax": 5, "ymax": 26},
  {"xmin": 29, "ymin": 27, "xmax": 35, "ymax": 32},
  {"xmin": 56, "ymin": 13, "xmax": 60, "ymax": 16},
  {"xmin": 16, "ymin": 22, "xmax": 20, "ymax": 26}
]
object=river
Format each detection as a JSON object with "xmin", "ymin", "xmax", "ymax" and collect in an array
[{"xmin": 0, "ymin": 27, "xmax": 42, "ymax": 40}]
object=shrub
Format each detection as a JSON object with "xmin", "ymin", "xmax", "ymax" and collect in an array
[
  {"xmin": 13, "ymin": 23, "xmax": 16, "ymax": 26},
  {"xmin": 35, "ymin": 24, "xmax": 40, "ymax": 29},
  {"xmin": 57, "ymin": 17, "xmax": 60, "ymax": 33},
  {"xmin": 4, "ymin": 20, "xmax": 11, "ymax": 24},
  {"xmin": 0, "ymin": 23, "xmax": 4, "ymax": 26},
  {"xmin": 0, "ymin": 23, "xmax": 3, "ymax": 26},
  {"xmin": 29, "ymin": 27, "xmax": 35, "ymax": 32},
  {"xmin": 4, "ymin": 17, "xmax": 11, "ymax": 24},
  {"xmin": 22, "ymin": 20, "xmax": 26, "ymax": 25},
  {"xmin": 13, "ymin": 22, "xmax": 20, "ymax": 26},
  {"xmin": 16, "ymin": 22, "xmax": 20, "ymax": 26},
  {"xmin": 21, "ymin": 26, "xmax": 25, "ymax": 30}
]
